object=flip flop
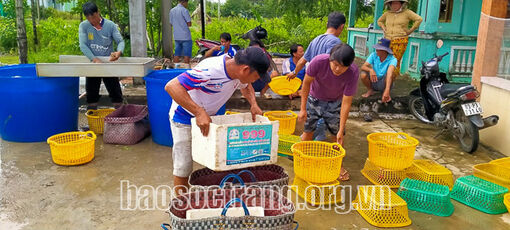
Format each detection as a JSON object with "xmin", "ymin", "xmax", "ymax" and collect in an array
[
  {"xmin": 364, "ymin": 113, "xmax": 373, "ymax": 122},
  {"xmin": 338, "ymin": 168, "xmax": 350, "ymax": 181}
]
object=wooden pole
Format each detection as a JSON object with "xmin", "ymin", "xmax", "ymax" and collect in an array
[
  {"xmin": 31, "ymin": 0, "xmax": 39, "ymax": 52},
  {"xmin": 161, "ymin": 0, "xmax": 173, "ymax": 58},
  {"xmin": 15, "ymin": 0, "xmax": 28, "ymax": 64}
]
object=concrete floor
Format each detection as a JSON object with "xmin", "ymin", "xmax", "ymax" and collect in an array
[{"xmin": 1, "ymin": 113, "xmax": 510, "ymax": 230}]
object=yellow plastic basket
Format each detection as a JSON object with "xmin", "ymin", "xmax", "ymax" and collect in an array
[
  {"xmin": 47, "ymin": 131, "xmax": 96, "ymax": 166},
  {"xmin": 505, "ymin": 193, "xmax": 510, "ymax": 213},
  {"xmin": 278, "ymin": 134, "xmax": 301, "ymax": 157},
  {"xmin": 490, "ymin": 157, "xmax": 510, "ymax": 169},
  {"xmin": 225, "ymin": 111, "xmax": 240, "ymax": 115},
  {"xmin": 292, "ymin": 141, "xmax": 345, "ymax": 184},
  {"xmin": 361, "ymin": 158, "xmax": 407, "ymax": 188},
  {"xmin": 268, "ymin": 76, "xmax": 302, "ymax": 96},
  {"xmin": 86, "ymin": 108, "xmax": 115, "ymax": 134},
  {"xmin": 264, "ymin": 110, "xmax": 298, "ymax": 135},
  {"xmin": 405, "ymin": 159, "xmax": 454, "ymax": 190},
  {"xmin": 367, "ymin": 132, "xmax": 419, "ymax": 170},
  {"xmin": 473, "ymin": 163, "xmax": 510, "ymax": 190},
  {"xmin": 291, "ymin": 176, "xmax": 343, "ymax": 206},
  {"xmin": 353, "ymin": 185, "xmax": 412, "ymax": 228}
]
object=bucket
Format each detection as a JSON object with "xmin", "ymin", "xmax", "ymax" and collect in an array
[{"xmin": 144, "ymin": 69, "xmax": 226, "ymax": 147}]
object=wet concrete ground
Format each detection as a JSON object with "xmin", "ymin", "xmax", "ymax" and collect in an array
[{"xmin": 1, "ymin": 113, "xmax": 509, "ymax": 230}]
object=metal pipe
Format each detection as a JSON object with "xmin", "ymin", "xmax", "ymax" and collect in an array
[{"xmin": 480, "ymin": 115, "xmax": 499, "ymax": 130}]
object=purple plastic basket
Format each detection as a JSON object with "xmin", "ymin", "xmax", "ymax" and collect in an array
[{"xmin": 103, "ymin": 104, "xmax": 150, "ymax": 145}]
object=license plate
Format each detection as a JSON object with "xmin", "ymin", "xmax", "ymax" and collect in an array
[{"xmin": 462, "ymin": 102, "xmax": 483, "ymax": 116}]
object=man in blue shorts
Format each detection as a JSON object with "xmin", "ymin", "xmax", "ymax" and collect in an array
[{"xmin": 170, "ymin": 0, "xmax": 192, "ymax": 64}]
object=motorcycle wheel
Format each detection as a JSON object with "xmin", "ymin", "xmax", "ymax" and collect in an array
[
  {"xmin": 454, "ymin": 110, "xmax": 479, "ymax": 153},
  {"xmin": 409, "ymin": 96, "xmax": 431, "ymax": 124}
]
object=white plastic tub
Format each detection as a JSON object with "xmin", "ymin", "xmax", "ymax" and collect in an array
[{"xmin": 191, "ymin": 113, "xmax": 279, "ymax": 171}]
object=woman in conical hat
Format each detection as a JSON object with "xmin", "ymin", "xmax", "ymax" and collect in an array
[{"xmin": 377, "ymin": 0, "xmax": 422, "ymax": 75}]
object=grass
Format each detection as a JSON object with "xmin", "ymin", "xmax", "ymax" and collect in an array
[{"xmin": 0, "ymin": 54, "xmax": 19, "ymax": 65}]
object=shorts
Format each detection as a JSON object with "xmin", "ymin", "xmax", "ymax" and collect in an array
[
  {"xmin": 251, "ymin": 77, "xmax": 270, "ymax": 92},
  {"xmin": 304, "ymin": 95, "xmax": 342, "ymax": 134},
  {"xmin": 174, "ymin": 40, "xmax": 193, "ymax": 57},
  {"xmin": 361, "ymin": 70, "xmax": 393, "ymax": 92},
  {"xmin": 170, "ymin": 121, "xmax": 193, "ymax": 177}
]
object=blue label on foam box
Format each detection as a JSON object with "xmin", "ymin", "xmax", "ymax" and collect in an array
[{"xmin": 226, "ymin": 124, "xmax": 273, "ymax": 165}]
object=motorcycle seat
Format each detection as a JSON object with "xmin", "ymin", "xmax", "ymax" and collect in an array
[{"xmin": 440, "ymin": 84, "xmax": 472, "ymax": 98}]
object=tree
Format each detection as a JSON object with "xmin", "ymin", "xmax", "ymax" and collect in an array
[
  {"xmin": 15, "ymin": 0, "xmax": 27, "ymax": 63},
  {"xmin": 30, "ymin": 0, "xmax": 38, "ymax": 51}
]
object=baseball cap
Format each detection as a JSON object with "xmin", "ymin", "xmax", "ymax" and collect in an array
[{"xmin": 234, "ymin": 47, "xmax": 271, "ymax": 82}]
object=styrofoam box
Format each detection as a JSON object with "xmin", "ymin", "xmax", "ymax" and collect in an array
[{"xmin": 191, "ymin": 113, "xmax": 279, "ymax": 171}]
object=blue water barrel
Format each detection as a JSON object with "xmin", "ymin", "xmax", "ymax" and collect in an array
[
  {"xmin": 144, "ymin": 69, "xmax": 226, "ymax": 147},
  {"xmin": 0, "ymin": 64, "xmax": 79, "ymax": 142}
]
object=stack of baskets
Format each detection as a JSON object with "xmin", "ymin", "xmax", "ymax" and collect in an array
[
  {"xmin": 264, "ymin": 110, "xmax": 297, "ymax": 135},
  {"xmin": 361, "ymin": 132, "xmax": 419, "ymax": 188},
  {"xmin": 264, "ymin": 110, "xmax": 300, "ymax": 157},
  {"xmin": 290, "ymin": 141, "xmax": 346, "ymax": 205},
  {"xmin": 277, "ymin": 134, "xmax": 301, "ymax": 157},
  {"xmin": 447, "ymin": 158, "xmax": 510, "ymax": 214}
]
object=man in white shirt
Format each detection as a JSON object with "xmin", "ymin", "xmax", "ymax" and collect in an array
[{"xmin": 165, "ymin": 47, "xmax": 271, "ymax": 194}]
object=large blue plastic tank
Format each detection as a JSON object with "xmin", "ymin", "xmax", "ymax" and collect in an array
[{"xmin": 0, "ymin": 64, "xmax": 79, "ymax": 142}]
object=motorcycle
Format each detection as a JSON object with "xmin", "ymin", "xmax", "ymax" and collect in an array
[
  {"xmin": 194, "ymin": 39, "xmax": 242, "ymax": 61},
  {"xmin": 408, "ymin": 40, "xmax": 499, "ymax": 153}
]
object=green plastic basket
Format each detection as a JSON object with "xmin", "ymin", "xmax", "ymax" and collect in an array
[
  {"xmin": 278, "ymin": 134, "xmax": 301, "ymax": 157},
  {"xmin": 450, "ymin": 175, "xmax": 509, "ymax": 214},
  {"xmin": 397, "ymin": 178, "xmax": 454, "ymax": 217}
]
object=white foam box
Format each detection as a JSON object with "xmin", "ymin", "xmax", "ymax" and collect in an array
[{"xmin": 191, "ymin": 113, "xmax": 279, "ymax": 171}]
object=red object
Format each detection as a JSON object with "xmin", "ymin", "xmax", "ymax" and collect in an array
[
  {"xmin": 189, "ymin": 165, "xmax": 288, "ymax": 188},
  {"xmin": 461, "ymin": 91, "xmax": 478, "ymax": 101}
]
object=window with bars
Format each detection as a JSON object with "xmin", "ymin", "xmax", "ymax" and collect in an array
[
  {"xmin": 407, "ymin": 43, "xmax": 419, "ymax": 72},
  {"xmin": 497, "ymin": 20, "xmax": 510, "ymax": 80},
  {"xmin": 353, "ymin": 35, "xmax": 368, "ymax": 56}
]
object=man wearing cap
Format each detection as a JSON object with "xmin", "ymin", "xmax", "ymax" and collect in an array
[
  {"xmin": 165, "ymin": 47, "xmax": 271, "ymax": 194},
  {"xmin": 360, "ymin": 38, "xmax": 398, "ymax": 103}
]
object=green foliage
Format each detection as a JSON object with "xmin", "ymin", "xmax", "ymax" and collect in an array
[
  {"xmin": 1, "ymin": 0, "xmax": 376, "ymax": 63},
  {"xmin": 0, "ymin": 17, "xmax": 17, "ymax": 53},
  {"xmin": 41, "ymin": 7, "xmax": 79, "ymax": 20},
  {"xmin": 0, "ymin": 54, "xmax": 19, "ymax": 64},
  {"xmin": 1, "ymin": 0, "xmax": 29, "ymax": 19},
  {"xmin": 353, "ymin": 15, "xmax": 374, "ymax": 28},
  {"xmin": 25, "ymin": 17, "xmax": 81, "ymax": 63},
  {"xmin": 190, "ymin": 15, "xmax": 352, "ymax": 55}
]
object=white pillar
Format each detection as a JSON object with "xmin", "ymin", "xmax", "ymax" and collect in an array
[{"xmin": 128, "ymin": 0, "xmax": 147, "ymax": 57}]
